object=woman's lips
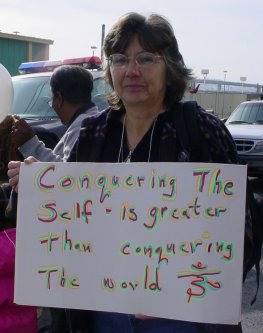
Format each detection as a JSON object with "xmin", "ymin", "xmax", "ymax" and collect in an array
[{"xmin": 124, "ymin": 84, "xmax": 144, "ymax": 89}]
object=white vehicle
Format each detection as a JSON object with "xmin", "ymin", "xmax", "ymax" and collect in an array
[
  {"xmin": 225, "ymin": 100, "xmax": 263, "ymax": 177},
  {"xmin": 11, "ymin": 57, "xmax": 110, "ymax": 141}
]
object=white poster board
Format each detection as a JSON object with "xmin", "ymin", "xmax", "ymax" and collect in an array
[{"xmin": 15, "ymin": 162, "xmax": 247, "ymax": 324}]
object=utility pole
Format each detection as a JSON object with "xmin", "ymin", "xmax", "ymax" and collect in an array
[
  {"xmin": 222, "ymin": 70, "xmax": 227, "ymax": 118},
  {"xmin": 101, "ymin": 24, "xmax": 105, "ymax": 63}
]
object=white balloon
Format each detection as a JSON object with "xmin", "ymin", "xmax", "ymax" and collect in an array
[{"xmin": 0, "ymin": 63, "xmax": 14, "ymax": 121}]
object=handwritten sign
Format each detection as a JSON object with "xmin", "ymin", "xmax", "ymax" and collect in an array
[{"xmin": 15, "ymin": 162, "xmax": 247, "ymax": 324}]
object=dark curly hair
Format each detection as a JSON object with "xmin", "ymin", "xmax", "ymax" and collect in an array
[{"xmin": 103, "ymin": 12, "xmax": 192, "ymax": 109}]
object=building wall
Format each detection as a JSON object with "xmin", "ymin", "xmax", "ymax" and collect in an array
[
  {"xmin": 32, "ymin": 43, "xmax": 49, "ymax": 61},
  {"xmin": 0, "ymin": 38, "xmax": 27, "ymax": 75},
  {"xmin": 0, "ymin": 33, "xmax": 53, "ymax": 75},
  {"xmin": 184, "ymin": 92, "xmax": 247, "ymax": 119},
  {"xmin": 184, "ymin": 79, "xmax": 263, "ymax": 119}
]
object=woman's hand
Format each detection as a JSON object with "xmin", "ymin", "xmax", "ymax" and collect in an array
[{"xmin": 8, "ymin": 156, "xmax": 38, "ymax": 192}]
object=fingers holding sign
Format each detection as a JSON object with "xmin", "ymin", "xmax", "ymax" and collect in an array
[{"xmin": 8, "ymin": 156, "xmax": 38, "ymax": 192}]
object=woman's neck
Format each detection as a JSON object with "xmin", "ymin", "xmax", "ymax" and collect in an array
[{"xmin": 123, "ymin": 105, "xmax": 164, "ymax": 151}]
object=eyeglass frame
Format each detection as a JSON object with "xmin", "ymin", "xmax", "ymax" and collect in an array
[{"xmin": 107, "ymin": 52, "xmax": 164, "ymax": 69}]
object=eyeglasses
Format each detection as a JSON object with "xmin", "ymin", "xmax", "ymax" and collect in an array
[{"xmin": 107, "ymin": 52, "xmax": 164, "ymax": 69}]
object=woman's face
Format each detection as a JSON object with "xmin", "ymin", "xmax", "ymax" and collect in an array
[{"xmin": 109, "ymin": 36, "xmax": 167, "ymax": 109}]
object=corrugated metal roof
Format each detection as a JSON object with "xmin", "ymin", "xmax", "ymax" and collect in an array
[{"xmin": 0, "ymin": 32, "xmax": 53, "ymax": 45}]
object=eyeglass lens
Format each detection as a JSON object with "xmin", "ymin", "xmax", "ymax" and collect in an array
[{"xmin": 110, "ymin": 53, "xmax": 162, "ymax": 68}]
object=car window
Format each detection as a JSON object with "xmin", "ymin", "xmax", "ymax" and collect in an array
[
  {"xmin": 11, "ymin": 74, "xmax": 111, "ymax": 118},
  {"xmin": 226, "ymin": 103, "xmax": 263, "ymax": 124},
  {"xmin": 247, "ymin": 104, "xmax": 260, "ymax": 122},
  {"xmin": 254, "ymin": 104, "xmax": 263, "ymax": 122},
  {"xmin": 11, "ymin": 76, "xmax": 56, "ymax": 118},
  {"xmin": 92, "ymin": 77, "xmax": 111, "ymax": 111},
  {"xmin": 226, "ymin": 103, "xmax": 247, "ymax": 123}
]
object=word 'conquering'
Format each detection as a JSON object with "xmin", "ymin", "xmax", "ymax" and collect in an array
[{"xmin": 35, "ymin": 165, "xmax": 234, "ymax": 199}]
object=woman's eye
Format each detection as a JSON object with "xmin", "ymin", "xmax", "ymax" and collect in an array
[
  {"xmin": 113, "ymin": 56, "xmax": 128, "ymax": 65},
  {"xmin": 138, "ymin": 55, "xmax": 154, "ymax": 65}
]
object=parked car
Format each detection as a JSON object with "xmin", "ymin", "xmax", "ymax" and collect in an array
[
  {"xmin": 11, "ymin": 57, "xmax": 110, "ymax": 143},
  {"xmin": 225, "ymin": 100, "xmax": 263, "ymax": 177}
]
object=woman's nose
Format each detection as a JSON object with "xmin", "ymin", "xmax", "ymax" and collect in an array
[{"xmin": 124, "ymin": 60, "xmax": 140, "ymax": 76}]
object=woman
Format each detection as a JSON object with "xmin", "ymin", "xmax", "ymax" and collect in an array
[
  {"xmin": 66, "ymin": 12, "xmax": 242, "ymax": 333},
  {"xmin": 8, "ymin": 12, "xmax": 245, "ymax": 333}
]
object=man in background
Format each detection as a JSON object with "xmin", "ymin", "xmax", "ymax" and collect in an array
[{"xmin": 11, "ymin": 64, "xmax": 98, "ymax": 162}]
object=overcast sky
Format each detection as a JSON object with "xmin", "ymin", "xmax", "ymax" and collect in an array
[{"xmin": 0, "ymin": 0, "xmax": 262, "ymax": 84}]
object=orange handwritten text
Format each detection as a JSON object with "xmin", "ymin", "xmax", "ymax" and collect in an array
[
  {"xmin": 120, "ymin": 201, "xmax": 138, "ymax": 223},
  {"xmin": 148, "ymin": 169, "xmax": 177, "ymax": 201},
  {"xmin": 144, "ymin": 197, "xmax": 227, "ymax": 229},
  {"xmin": 38, "ymin": 265, "xmax": 79, "ymax": 289},
  {"xmin": 101, "ymin": 265, "xmax": 162, "ymax": 293},
  {"xmin": 62, "ymin": 229, "xmax": 94, "ymax": 254},
  {"xmin": 193, "ymin": 167, "xmax": 234, "ymax": 197},
  {"xmin": 37, "ymin": 199, "xmax": 93, "ymax": 224},
  {"xmin": 39, "ymin": 229, "xmax": 94, "ymax": 254},
  {"xmin": 119, "ymin": 237, "xmax": 234, "ymax": 262}
]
